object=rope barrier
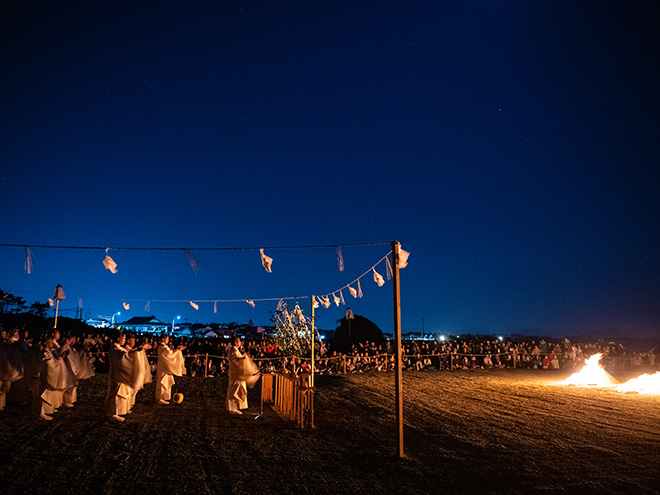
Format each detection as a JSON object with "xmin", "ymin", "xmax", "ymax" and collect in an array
[{"xmin": 79, "ymin": 350, "xmax": 634, "ymax": 375}]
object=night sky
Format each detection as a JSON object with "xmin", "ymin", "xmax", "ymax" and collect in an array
[{"xmin": 2, "ymin": 2, "xmax": 659, "ymax": 338}]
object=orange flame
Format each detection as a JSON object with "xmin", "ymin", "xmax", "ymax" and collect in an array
[
  {"xmin": 616, "ymin": 372, "xmax": 660, "ymax": 395},
  {"xmin": 563, "ymin": 353, "xmax": 618, "ymax": 387}
]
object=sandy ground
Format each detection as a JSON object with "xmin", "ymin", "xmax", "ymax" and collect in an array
[{"xmin": 1, "ymin": 369, "xmax": 659, "ymax": 494}]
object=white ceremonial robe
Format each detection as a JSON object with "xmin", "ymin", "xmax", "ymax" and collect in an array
[
  {"xmin": 104, "ymin": 344, "xmax": 132, "ymax": 416},
  {"xmin": 67, "ymin": 348, "xmax": 96, "ymax": 380},
  {"xmin": 0, "ymin": 345, "xmax": 24, "ymax": 410},
  {"xmin": 36, "ymin": 349, "xmax": 71, "ymax": 415},
  {"xmin": 105, "ymin": 344, "xmax": 152, "ymax": 416},
  {"xmin": 155, "ymin": 344, "xmax": 185, "ymax": 402},
  {"xmin": 125, "ymin": 345, "xmax": 152, "ymax": 410},
  {"xmin": 54, "ymin": 342, "xmax": 80, "ymax": 406},
  {"xmin": 226, "ymin": 346, "xmax": 259, "ymax": 412},
  {"xmin": 6, "ymin": 343, "xmax": 40, "ymax": 406}
]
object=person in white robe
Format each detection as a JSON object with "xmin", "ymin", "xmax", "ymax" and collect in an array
[
  {"xmin": 65, "ymin": 341, "xmax": 96, "ymax": 382},
  {"xmin": 52, "ymin": 331, "xmax": 79, "ymax": 408},
  {"xmin": 35, "ymin": 338, "xmax": 72, "ymax": 420},
  {"xmin": 6, "ymin": 331, "xmax": 40, "ymax": 406},
  {"xmin": 226, "ymin": 337, "xmax": 260, "ymax": 415},
  {"xmin": 104, "ymin": 335, "xmax": 152, "ymax": 422},
  {"xmin": 155, "ymin": 335, "xmax": 186, "ymax": 405},
  {"xmin": 124, "ymin": 336, "xmax": 152, "ymax": 412},
  {"xmin": 0, "ymin": 340, "xmax": 24, "ymax": 411}
]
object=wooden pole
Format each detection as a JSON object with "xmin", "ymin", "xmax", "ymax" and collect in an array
[
  {"xmin": 205, "ymin": 353, "xmax": 208, "ymax": 377},
  {"xmin": 54, "ymin": 299, "xmax": 60, "ymax": 329},
  {"xmin": 392, "ymin": 241, "xmax": 404, "ymax": 458},
  {"xmin": 311, "ymin": 296, "xmax": 315, "ymax": 387}
]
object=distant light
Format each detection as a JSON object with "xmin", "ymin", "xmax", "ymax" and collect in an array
[
  {"xmin": 498, "ymin": 336, "xmax": 503, "ymax": 341},
  {"xmin": 319, "ymin": 335, "xmax": 325, "ymax": 340},
  {"xmin": 439, "ymin": 335, "xmax": 445, "ymax": 342},
  {"xmin": 117, "ymin": 311, "xmax": 121, "ymax": 315}
]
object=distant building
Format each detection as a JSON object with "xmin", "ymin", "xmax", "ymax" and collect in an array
[
  {"xmin": 198, "ymin": 326, "xmax": 218, "ymax": 338},
  {"xmin": 173, "ymin": 322, "xmax": 194, "ymax": 338},
  {"xmin": 85, "ymin": 318, "xmax": 109, "ymax": 328},
  {"xmin": 118, "ymin": 315, "xmax": 170, "ymax": 334}
]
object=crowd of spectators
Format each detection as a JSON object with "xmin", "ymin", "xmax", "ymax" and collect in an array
[{"xmin": 312, "ymin": 337, "xmax": 658, "ymax": 375}]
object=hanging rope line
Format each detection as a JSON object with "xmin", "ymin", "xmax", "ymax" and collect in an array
[
  {"xmin": 0, "ymin": 242, "xmax": 390, "ymax": 251},
  {"xmin": 4, "ymin": 241, "xmax": 402, "ymax": 313},
  {"xmin": 121, "ymin": 296, "xmax": 305, "ymax": 304},
  {"xmin": 89, "ymin": 251, "xmax": 394, "ymax": 308},
  {"xmin": 317, "ymin": 251, "xmax": 392, "ymax": 299}
]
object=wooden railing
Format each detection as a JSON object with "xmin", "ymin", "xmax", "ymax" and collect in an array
[{"xmin": 262, "ymin": 372, "xmax": 314, "ymax": 429}]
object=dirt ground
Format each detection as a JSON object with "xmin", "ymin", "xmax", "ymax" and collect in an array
[{"xmin": 1, "ymin": 369, "xmax": 659, "ymax": 494}]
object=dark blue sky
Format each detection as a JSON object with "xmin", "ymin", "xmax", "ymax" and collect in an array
[{"xmin": 2, "ymin": 2, "xmax": 659, "ymax": 338}]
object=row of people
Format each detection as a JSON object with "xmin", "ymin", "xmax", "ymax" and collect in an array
[
  {"xmin": 3, "ymin": 328, "xmax": 656, "ymax": 415},
  {"xmin": 0, "ymin": 330, "xmax": 259, "ymax": 422},
  {"xmin": 0, "ymin": 329, "xmax": 94, "ymax": 419}
]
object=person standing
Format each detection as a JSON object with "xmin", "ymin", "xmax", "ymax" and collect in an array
[
  {"xmin": 155, "ymin": 335, "xmax": 186, "ymax": 405},
  {"xmin": 52, "ymin": 331, "xmax": 79, "ymax": 408},
  {"xmin": 105, "ymin": 334, "xmax": 152, "ymax": 422},
  {"xmin": 124, "ymin": 335, "xmax": 152, "ymax": 412},
  {"xmin": 35, "ymin": 338, "xmax": 69, "ymax": 420},
  {"xmin": 0, "ymin": 336, "xmax": 23, "ymax": 411},
  {"xmin": 226, "ymin": 337, "xmax": 259, "ymax": 415}
]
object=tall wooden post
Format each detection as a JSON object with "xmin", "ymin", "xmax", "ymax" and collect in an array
[
  {"xmin": 392, "ymin": 241, "xmax": 404, "ymax": 458},
  {"xmin": 311, "ymin": 295, "xmax": 315, "ymax": 387},
  {"xmin": 54, "ymin": 299, "xmax": 60, "ymax": 329}
]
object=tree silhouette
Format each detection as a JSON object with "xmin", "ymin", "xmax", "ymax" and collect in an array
[{"xmin": 334, "ymin": 314, "xmax": 386, "ymax": 352}]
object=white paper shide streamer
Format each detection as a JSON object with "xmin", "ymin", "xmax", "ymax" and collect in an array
[
  {"xmin": 260, "ymin": 248, "xmax": 273, "ymax": 273},
  {"xmin": 373, "ymin": 268, "xmax": 385, "ymax": 287},
  {"xmin": 399, "ymin": 248, "xmax": 410, "ymax": 268},
  {"xmin": 184, "ymin": 249, "xmax": 202, "ymax": 274},
  {"xmin": 103, "ymin": 248, "xmax": 118, "ymax": 274},
  {"xmin": 336, "ymin": 246, "xmax": 344, "ymax": 272},
  {"xmin": 25, "ymin": 247, "xmax": 34, "ymax": 274}
]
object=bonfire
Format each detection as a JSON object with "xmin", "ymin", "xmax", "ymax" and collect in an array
[
  {"xmin": 564, "ymin": 353, "xmax": 660, "ymax": 394},
  {"xmin": 616, "ymin": 371, "xmax": 660, "ymax": 394},
  {"xmin": 563, "ymin": 353, "xmax": 618, "ymax": 387}
]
